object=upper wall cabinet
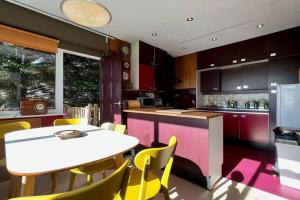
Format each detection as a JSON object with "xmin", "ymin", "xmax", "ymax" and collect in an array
[
  {"xmin": 268, "ymin": 26, "xmax": 300, "ymax": 59},
  {"xmin": 238, "ymin": 36, "xmax": 267, "ymax": 63},
  {"xmin": 173, "ymin": 53, "xmax": 197, "ymax": 89},
  {"xmin": 139, "ymin": 41, "xmax": 154, "ymax": 66},
  {"xmin": 215, "ymin": 36, "xmax": 267, "ymax": 67},
  {"xmin": 197, "ymin": 48, "xmax": 216, "ymax": 69},
  {"xmin": 216, "ymin": 43, "xmax": 240, "ymax": 66},
  {"xmin": 200, "ymin": 70, "xmax": 220, "ymax": 92}
]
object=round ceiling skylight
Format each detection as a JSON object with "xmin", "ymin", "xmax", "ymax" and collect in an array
[{"xmin": 61, "ymin": 0, "xmax": 111, "ymax": 28}]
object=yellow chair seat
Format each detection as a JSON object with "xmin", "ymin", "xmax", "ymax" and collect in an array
[
  {"xmin": 70, "ymin": 158, "xmax": 115, "ymax": 175},
  {"xmin": 124, "ymin": 168, "xmax": 161, "ymax": 200}
]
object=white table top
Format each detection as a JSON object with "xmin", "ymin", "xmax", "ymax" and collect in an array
[{"xmin": 5, "ymin": 125, "xmax": 139, "ymax": 176}]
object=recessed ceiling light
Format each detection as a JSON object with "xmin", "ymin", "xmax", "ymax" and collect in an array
[
  {"xmin": 257, "ymin": 24, "xmax": 264, "ymax": 28},
  {"xmin": 152, "ymin": 33, "xmax": 158, "ymax": 36},
  {"xmin": 211, "ymin": 38, "xmax": 217, "ymax": 41},
  {"xmin": 187, "ymin": 17, "xmax": 194, "ymax": 22},
  {"xmin": 180, "ymin": 47, "xmax": 185, "ymax": 51},
  {"xmin": 61, "ymin": 0, "xmax": 111, "ymax": 28}
]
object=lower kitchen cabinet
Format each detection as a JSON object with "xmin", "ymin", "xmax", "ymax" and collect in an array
[
  {"xmin": 224, "ymin": 113, "xmax": 239, "ymax": 139},
  {"xmin": 223, "ymin": 112, "xmax": 269, "ymax": 144},
  {"xmin": 239, "ymin": 114, "xmax": 269, "ymax": 144}
]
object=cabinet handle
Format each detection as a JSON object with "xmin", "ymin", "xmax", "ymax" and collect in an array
[
  {"xmin": 233, "ymin": 114, "xmax": 238, "ymax": 118},
  {"xmin": 270, "ymin": 52, "xmax": 277, "ymax": 57},
  {"xmin": 270, "ymin": 82, "xmax": 277, "ymax": 87},
  {"xmin": 232, "ymin": 60, "xmax": 238, "ymax": 64},
  {"xmin": 213, "ymin": 87, "xmax": 218, "ymax": 90},
  {"xmin": 241, "ymin": 58, "xmax": 246, "ymax": 62},
  {"xmin": 236, "ymin": 86, "xmax": 242, "ymax": 90},
  {"xmin": 241, "ymin": 115, "xmax": 246, "ymax": 118},
  {"xmin": 210, "ymin": 63, "xmax": 215, "ymax": 67},
  {"xmin": 242, "ymin": 85, "xmax": 249, "ymax": 89}
]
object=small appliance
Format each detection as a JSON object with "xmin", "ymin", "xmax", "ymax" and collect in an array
[{"xmin": 137, "ymin": 97, "xmax": 155, "ymax": 107}]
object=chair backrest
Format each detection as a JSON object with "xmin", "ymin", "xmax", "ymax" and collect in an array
[
  {"xmin": 0, "ymin": 121, "xmax": 31, "ymax": 138},
  {"xmin": 10, "ymin": 160, "xmax": 130, "ymax": 200},
  {"xmin": 100, "ymin": 122, "xmax": 126, "ymax": 134},
  {"xmin": 53, "ymin": 118, "xmax": 87, "ymax": 126},
  {"xmin": 134, "ymin": 136, "xmax": 177, "ymax": 171},
  {"xmin": 134, "ymin": 136, "xmax": 177, "ymax": 200}
]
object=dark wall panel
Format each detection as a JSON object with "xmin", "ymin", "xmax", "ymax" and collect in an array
[{"xmin": 0, "ymin": 1, "xmax": 106, "ymax": 57}]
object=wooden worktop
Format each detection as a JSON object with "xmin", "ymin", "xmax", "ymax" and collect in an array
[{"xmin": 123, "ymin": 108, "xmax": 223, "ymax": 120}]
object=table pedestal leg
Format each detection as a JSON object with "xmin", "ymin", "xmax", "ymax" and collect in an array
[
  {"xmin": 20, "ymin": 176, "xmax": 35, "ymax": 197},
  {"xmin": 114, "ymin": 154, "xmax": 124, "ymax": 168}
]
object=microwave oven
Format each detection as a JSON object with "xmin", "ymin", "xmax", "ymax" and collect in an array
[{"xmin": 137, "ymin": 97, "xmax": 155, "ymax": 107}]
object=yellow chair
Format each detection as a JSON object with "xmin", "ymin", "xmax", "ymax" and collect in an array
[
  {"xmin": 53, "ymin": 118, "xmax": 86, "ymax": 126},
  {"xmin": 123, "ymin": 136, "xmax": 177, "ymax": 200},
  {"xmin": 0, "ymin": 121, "xmax": 31, "ymax": 198},
  {"xmin": 68, "ymin": 122, "xmax": 127, "ymax": 191},
  {"xmin": 10, "ymin": 160, "xmax": 131, "ymax": 200}
]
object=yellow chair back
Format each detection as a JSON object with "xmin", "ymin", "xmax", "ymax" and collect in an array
[
  {"xmin": 53, "ymin": 118, "xmax": 83, "ymax": 126},
  {"xmin": 100, "ymin": 122, "xmax": 126, "ymax": 134},
  {"xmin": 10, "ymin": 160, "xmax": 130, "ymax": 200},
  {"xmin": 134, "ymin": 136, "xmax": 177, "ymax": 200},
  {"xmin": 0, "ymin": 122, "xmax": 31, "ymax": 138}
]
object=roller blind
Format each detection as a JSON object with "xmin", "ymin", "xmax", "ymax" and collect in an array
[{"xmin": 0, "ymin": 24, "xmax": 59, "ymax": 53}]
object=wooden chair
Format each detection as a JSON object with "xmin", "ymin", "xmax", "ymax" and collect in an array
[
  {"xmin": 68, "ymin": 122, "xmax": 127, "ymax": 191},
  {"xmin": 123, "ymin": 136, "xmax": 177, "ymax": 200},
  {"xmin": 0, "ymin": 122, "xmax": 31, "ymax": 198},
  {"xmin": 10, "ymin": 160, "xmax": 131, "ymax": 200}
]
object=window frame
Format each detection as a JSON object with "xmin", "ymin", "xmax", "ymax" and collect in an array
[{"xmin": 0, "ymin": 48, "xmax": 100, "ymax": 118}]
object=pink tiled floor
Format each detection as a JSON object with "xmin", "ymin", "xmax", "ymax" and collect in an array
[{"xmin": 223, "ymin": 143, "xmax": 300, "ymax": 200}]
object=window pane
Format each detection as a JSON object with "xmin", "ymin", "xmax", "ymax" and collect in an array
[
  {"xmin": 63, "ymin": 53, "xmax": 99, "ymax": 107},
  {"xmin": 0, "ymin": 42, "xmax": 55, "ymax": 111}
]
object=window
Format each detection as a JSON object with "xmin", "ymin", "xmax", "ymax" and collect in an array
[
  {"xmin": 0, "ymin": 42, "xmax": 55, "ymax": 111},
  {"xmin": 63, "ymin": 52, "xmax": 100, "ymax": 107}
]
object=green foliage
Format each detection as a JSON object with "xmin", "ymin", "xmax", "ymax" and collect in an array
[
  {"xmin": 63, "ymin": 53, "xmax": 99, "ymax": 107},
  {"xmin": 0, "ymin": 43, "xmax": 55, "ymax": 111}
]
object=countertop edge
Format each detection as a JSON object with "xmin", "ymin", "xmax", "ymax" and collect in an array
[{"xmin": 123, "ymin": 109, "xmax": 223, "ymax": 120}]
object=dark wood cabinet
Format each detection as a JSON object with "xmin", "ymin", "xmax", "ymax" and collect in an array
[
  {"xmin": 224, "ymin": 113, "xmax": 239, "ymax": 139},
  {"xmin": 139, "ymin": 41, "xmax": 154, "ymax": 66},
  {"xmin": 239, "ymin": 36, "xmax": 267, "ymax": 63},
  {"xmin": 221, "ymin": 67, "xmax": 242, "ymax": 92},
  {"xmin": 239, "ymin": 114, "xmax": 269, "ymax": 144},
  {"xmin": 216, "ymin": 43, "xmax": 239, "ymax": 66},
  {"xmin": 268, "ymin": 27, "xmax": 300, "ymax": 59},
  {"xmin": 155, "ymin": 48, "xmax": 168, "ymax": 90},
  {"xmin": 197, "ymin": 49, "xmax": 216, "ymax": 69},
  {"xmin": 200, "ymin": 70, "xmax": 220, "ymax": 92},
  {"xmin": 241, "ymin": 63, "xmax": 268, "ymax": 90}
]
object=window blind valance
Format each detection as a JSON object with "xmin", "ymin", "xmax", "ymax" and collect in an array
[{"xmin": 0, "ymin": 24, "xmax": 59, "ymax": 53}]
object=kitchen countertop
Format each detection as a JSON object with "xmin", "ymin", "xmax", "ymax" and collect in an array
[
  {"xmin": 123, "ymin": 108, "xmax": 223, "ymax": 120},
  {"xmin": 197, "ymin": 107, "xmax": 269, "ymax": 115}
]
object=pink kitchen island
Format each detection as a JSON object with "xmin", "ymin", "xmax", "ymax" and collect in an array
[{"xmin": 123, "ymin": 108, "xmax": 224, "ymax": 189}]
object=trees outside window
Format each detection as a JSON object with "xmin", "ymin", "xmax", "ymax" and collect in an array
[{"xmin": 63, "ymin": 53, "xmax": 99, "ymax": 107}]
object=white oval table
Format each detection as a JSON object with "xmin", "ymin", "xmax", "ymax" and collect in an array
[{"xmin": 4, "ymin": 125, "xmax": 139, "ymax": 197}]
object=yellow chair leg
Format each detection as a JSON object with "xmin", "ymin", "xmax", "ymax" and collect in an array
[
  {"xmin": 51, "ymin": 173, "xmax": 56, "ymax": 193},
  {"xmin": 161, "ymin": 187, "xmax": 170, "ymax": 200},
  {"xmin": 86, "ymin": 174, "xmax": 93, "ymax": 186},
  {"xmin": 68, "ymin": 172, "xmax": 76, "ymax": 191}
]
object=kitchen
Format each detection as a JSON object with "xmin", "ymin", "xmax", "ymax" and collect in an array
[{"xmin": 122, "ymin": 25, "xmax": 300, "ymax": 198}]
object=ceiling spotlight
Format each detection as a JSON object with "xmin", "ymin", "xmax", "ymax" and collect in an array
[
  {"xmin": 61, "ymin": 0, "xmax": 111, "ymax": 28},
  {"xmin": 180, "ymin": 47, "xmax": 185, "ymax": 51},
  {"xmin": 211, "ymin": 38, "xmax": 217, "ymax": 41},
  {"xmin": 257, "ymin": 24, "xmax": 264, "ymax": 28},
  {"xmin": 187, "ymin": 17, "xmax": 194, "ymax": 22},
  {"xmin": 152, "ymin": 33, "xmax": 158, "ymax": 36}
]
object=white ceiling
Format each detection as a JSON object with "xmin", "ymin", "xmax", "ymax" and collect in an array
[{"xmin": 7, "ymin": 0, "xmax": 300, "ymax": 57}]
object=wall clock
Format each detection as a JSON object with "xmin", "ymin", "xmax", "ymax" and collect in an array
[{"xmin": 121, "ymin": 44, "xmax": 130, "ymax": 56}]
